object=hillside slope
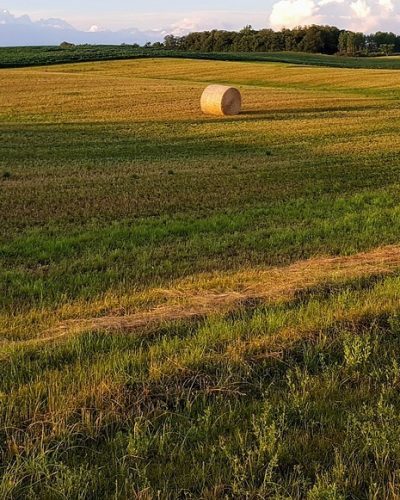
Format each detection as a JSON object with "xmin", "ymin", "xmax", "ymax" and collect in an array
[{"xmin": 3, "ymin": 46, "xmax": 400, "ymax": 69}]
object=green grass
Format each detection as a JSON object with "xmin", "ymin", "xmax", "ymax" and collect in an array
[
  {"xmin": 3, "ymin": 45, "xmax": 400, "ymax": 69},
  {"xmin": 2, "ymin": 58, "xmax": 400, "ymax": 497},
  {"xmin": 3, "ymin": 189, "xmax": 400, "ymax": 316},
  {"xmin": 2, "ymin": 117, "xmax": 400, "ymax": 314},
  {"xmin": 3, "ymin": 276, "xmax": 400, "ymax": 497}
]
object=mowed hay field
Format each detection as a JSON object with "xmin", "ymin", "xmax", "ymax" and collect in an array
[{"xmin": 2, "ymin": 58, "xmax": 400, "ymax": 498}]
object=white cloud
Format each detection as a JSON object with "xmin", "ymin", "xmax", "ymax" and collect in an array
[
  {"xmin": 270, "ymin": 0, "xmax": 318, "ymax": 28},
  {"xmin": 318, "ymin": 0, "xmax": 345, "ymax": 6},
  {"xmin": 169, "ymin": 17, "xmax": 204, "ymax": 36},
  {"xmin": 378, "ymin": 0, "xmax": 394, "ymax": 9},
  {"xmin": 350, "ymin": 0, "xmax": 371, "ymax": 17},
  {"xmin": 269, "ymin": 0, "xmax": 400, "ymax": 32},
  {"xmin": 165, "ymin": 11, "xmax": 268, "ymax": 37}
]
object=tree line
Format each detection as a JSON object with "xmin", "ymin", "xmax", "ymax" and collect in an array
[{"xmin": 158, "ymin": 25, "xmax": 400, "ymax": 56}]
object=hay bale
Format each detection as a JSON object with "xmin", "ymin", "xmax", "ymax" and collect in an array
[{"xmin": 201, "ymin": 85, "xmax": 241, "ymax": 116}]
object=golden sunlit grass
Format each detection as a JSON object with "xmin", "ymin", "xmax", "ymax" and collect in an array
[{"xmin": 1, "ymin": 58, "xmax": 396, "ymax": 124}]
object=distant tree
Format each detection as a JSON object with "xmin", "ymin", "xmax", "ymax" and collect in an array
[
  {"xmin": 338, "ymin": 31, "xmax": 348, "ymax": 54},
  {"xmin": 338, "ymin": 31, "xmax": 365, "ymax": 55},
  {"xmin": 374, "ymin": 31, "xmax": 397, "ymax": 48},
  {"xmin": 60, "ymin": 41, "xmax": 75, "ymax": 49},
  {"xmin": 233, "ymin": 26, "xmax": 258, "ymax": 52},
  {"xmin": 379, "ymin": 43, "xmax": 395, "ymax": 56},
  {"xmin": 319, "ymin": 25, "xmax": 340, "ymax": 54},
  {"xmin": 157, "ymin": 24, "xmax": 400, "ymax": 57},
  {"xmin": 213, "ymin": 31, "xmax": 236, "ymax": 52},
  {"xmin": 287, "ymin": 26, "xmax": 304, "ymax": 51},
  {"xmin": 164, "ymin": 35, "xmax": 179, "ymax": 50},
  {"xmin": 299, "ymin": 25, "xmax": 324, "ymax": 53},
  {"xmin": 200, "ymin": 31, "xmax": 216, "ymax": 52}
]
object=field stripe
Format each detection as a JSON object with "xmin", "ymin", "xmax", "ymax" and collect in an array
[{"xmin": 31, "ymin": 244, "xmax": 400, "ymax": 343}]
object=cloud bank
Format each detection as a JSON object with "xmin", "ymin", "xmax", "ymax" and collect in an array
[
  {"xmin": 0, "ymin": 9, "xmax": 162, "ymax": 46},
  {"xmin": 1, "ymin": 1, "xmax": 400, "ymax": 47},
  {"xmin": 0, "ymin": 9, "xmax": 266, "ymax": 47},
  {"xmin": 270, "ymin": 0, "xmax": 400, "ymax": 32}
]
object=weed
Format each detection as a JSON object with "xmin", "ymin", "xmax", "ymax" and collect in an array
[{"xmin": 1, "ymin": 171, "xmax": 11, "ymax": 180}]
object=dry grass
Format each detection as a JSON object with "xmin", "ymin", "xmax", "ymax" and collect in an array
[
  {"xmin": 2, "ymin": 58, "xmax": 400, "ymax": 239},
  {"xmin": 0, "ymin": 58, "xmax": 392, "ymax": 124},
  {"xmin": 31, "ymin": 244, "xmax": 400, "ymax": 343}
]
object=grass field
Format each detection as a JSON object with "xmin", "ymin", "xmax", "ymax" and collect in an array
[
  {"xmin": 2, "ymin": 58, "xmax": 400, "ymax": 498},
  {"xmin": 4, "ymin": 46, "xmax": 400, "ymax": 70}
]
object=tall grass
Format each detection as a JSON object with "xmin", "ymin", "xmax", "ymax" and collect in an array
[{"xmin": 2, "ymin": 275, "xmax": 400, "ymax": 496}]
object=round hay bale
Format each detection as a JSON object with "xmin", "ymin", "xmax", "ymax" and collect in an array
[{"xmin": 200, "ymin": 85, "xmax": 241, "ymax": 116}]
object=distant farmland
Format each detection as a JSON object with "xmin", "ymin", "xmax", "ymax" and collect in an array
[
  {"xmin": 4, "ymin": 45, "xmax": 400, "ymax": 69},
  {"xmin": 2, "ymin": 58, "xmax": 400, "ymax": 497}
]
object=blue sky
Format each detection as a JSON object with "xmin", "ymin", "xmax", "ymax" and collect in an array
[
  {"xmin": 9, "ymin": 1, "xmax": 270, "ymax": 30},
  {"xmin": 10, "ymin": 0, "xmax": 266, "ymax": 11},
  {"xmin": 4, "ymin": 0, "xmax": 400, "ymax": 33}
]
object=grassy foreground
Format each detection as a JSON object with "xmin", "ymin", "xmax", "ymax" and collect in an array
[{"xmin": 2, "ymin": 58, "xmax": 400, "ymax": 497}]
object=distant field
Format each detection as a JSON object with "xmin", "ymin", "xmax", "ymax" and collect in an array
[
  {"xmin": 2, "ymin": 58, "xmax": 400, "ymax": 497},
  {"xmin": 3, "ymin": 45, "xmax": 400, "ymax": 69}
]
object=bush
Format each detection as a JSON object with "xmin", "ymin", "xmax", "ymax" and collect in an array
[{"xmin": 60, "ymin": 42, "xmax": 75, "ymax": 49}]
